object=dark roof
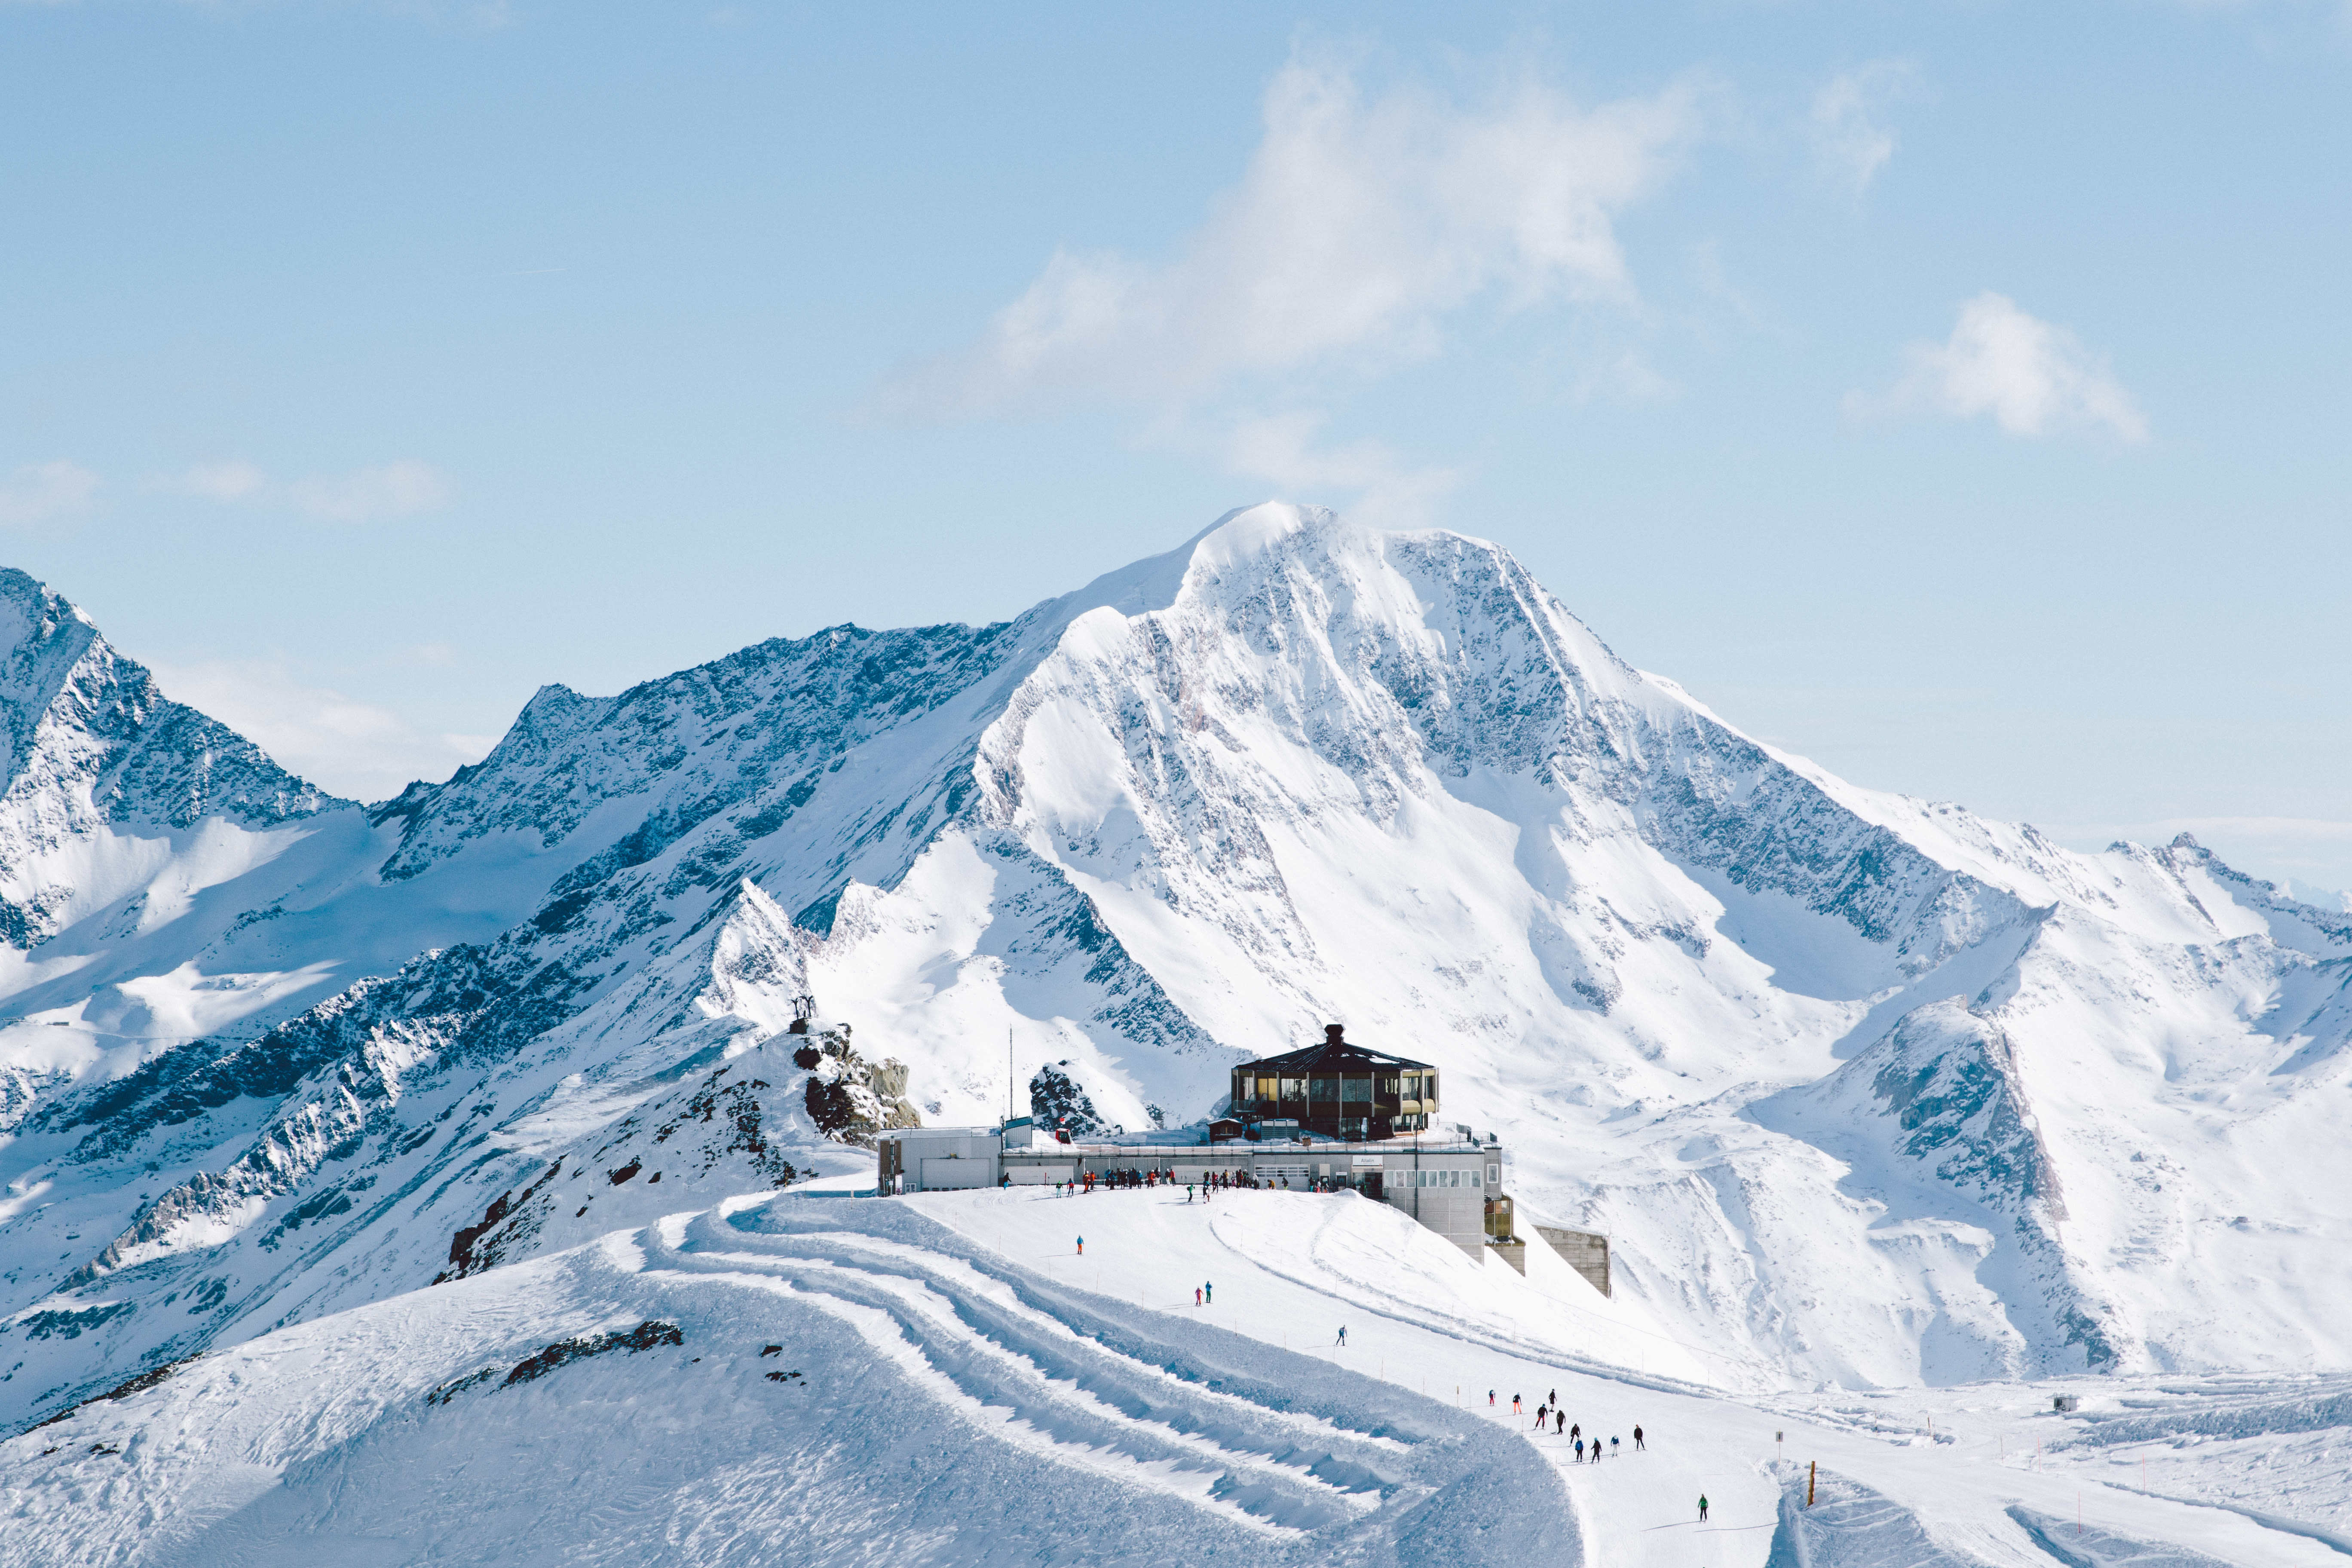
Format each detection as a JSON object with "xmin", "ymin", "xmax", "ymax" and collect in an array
[{"xmin": 1234, "ymin": 1025, "xmax": 1432, "ymax": 1075}]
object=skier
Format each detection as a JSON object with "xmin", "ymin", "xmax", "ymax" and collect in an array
[
  {"xmin": 1512, "ymin": 1395, "xmax": 1522, "ymax": 1415},
  {"xmin": 1634, "ymin": 1424, "xmax": 1645, "ymax": 1451},
  {"xmin": 1204, "ymin": 1281, "xmax": 1213, "ymax": 1305},
  {"xmin": 1076, "ymin": 1237, "xmax": 1084, "ymax": 1255},
  {"xmin": 1555, "ymin": 1410, "xmax": 1565, "ymax": 1436},
  {"xmin": 1573, "ymin": 1436, "xmax": 1583, "ymax": 1462},
  {"xmin": 1194, "ymin": 1286, "xmax": 1202, "ymax": 1307},
  {"xmin": 1534, "ymin": 1403, "xmax": 1547, "ymax": 1431},
  {"xmin": 1569, "ymin": 1421, "xmax": 1580, "ymax": 1443},
  {"xmin": 1609, "ymin": 1435, "xmax": 1619, "ymax": 1457},
  {"xmin": 1335, "ymin": 1325, "xmax": 1346, "ymax": 1347},
  {"xmin": 1698, "ymin": 1495, "xmax": 1709, "ymax": 1523},
  {"xmin": 1548, "ymin": 1388, "xmax": 1556, "ymax": 1408},
  {"xmin": 1488, "ymin": 1390, "xmax": 1496, "ymax": 1407}
]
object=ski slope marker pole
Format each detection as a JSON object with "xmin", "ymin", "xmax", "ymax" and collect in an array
[{"xmin": 1807, "ymin": 1460, "xmax": 1815, "ymax": 1508}]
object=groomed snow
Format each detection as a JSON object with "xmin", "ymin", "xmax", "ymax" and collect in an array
[{"xmin": 7, "ymin": 1185, "xmax": 2339, "ymax": 1566}]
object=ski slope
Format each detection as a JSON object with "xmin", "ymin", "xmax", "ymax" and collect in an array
[
  {"xmin": 912, "ymin": 1184, "xmax": 2350, "ymax": 1568},
  {"xmin": 10, "ymin": 1183, "xmax": 2346, "ymax": 1566}
]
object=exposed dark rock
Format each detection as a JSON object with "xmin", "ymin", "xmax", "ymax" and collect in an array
[
  {"xmin": 1030, "ymin": 1063, "xmax": 1109, "ymax": 1138},
  {"xmin": 502, "ymin": 1320, "xmax": 683, "ymax": 1387}
]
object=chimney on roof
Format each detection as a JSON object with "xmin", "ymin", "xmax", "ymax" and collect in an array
[{"xmin": 1324, "ymin": 1023, "xmax": 1344, "ymax": 1045}]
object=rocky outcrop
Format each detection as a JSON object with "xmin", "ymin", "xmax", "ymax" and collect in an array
[
  {"xmin": 1029, "ymin": 1062, "xmax": 1111, "ymax": 1138},
  {"xmin": 799, "ymin": 1023, "xmax": 920, "ymax": 1146}
]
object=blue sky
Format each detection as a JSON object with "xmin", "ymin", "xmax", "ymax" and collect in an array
[{"xmin": 4, "ymin": 2, "xmax": 2349, "ymax": 889}]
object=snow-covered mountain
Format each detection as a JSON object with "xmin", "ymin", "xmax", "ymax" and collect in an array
[{"xmin": 5, "ymin": 505, "xmax": 2349, "ymax": 1452}]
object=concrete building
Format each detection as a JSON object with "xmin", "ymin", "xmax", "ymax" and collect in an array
[
  {"xmin": 1533, "ymin": 1224, "xmax": 1611, "ymax": 1297},
  {"xmin": 877, "ymin": 1123, "xmax": 1505, "ymax": 1259}
]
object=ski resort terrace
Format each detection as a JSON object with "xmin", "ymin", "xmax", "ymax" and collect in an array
[{"xmin": 879, "ymin": 1123, "xmax": 1510, "ymax": 1259}]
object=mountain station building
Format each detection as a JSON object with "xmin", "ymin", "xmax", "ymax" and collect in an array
[
  {"xmin": 879, "ymin": 1121, "xmax": 1504, "ymax": 1257},
  {"xmin": 877, "ymin": 1023, "xmax": 1553, "ymax": 1262}
]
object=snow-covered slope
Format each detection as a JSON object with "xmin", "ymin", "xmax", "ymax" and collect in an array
[
  {"xmin": 5, "ymin": 504, "xmax": 2351, "ymax": 1468},
  {"xmin": 10, "ymin": 1185, "xmax": 2340, "ymax": 1568}
]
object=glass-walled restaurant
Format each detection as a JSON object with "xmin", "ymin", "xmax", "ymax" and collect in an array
[{"xmin": 1225, "ymin": 1024, "xmax": 1437, "ymax": 1141}]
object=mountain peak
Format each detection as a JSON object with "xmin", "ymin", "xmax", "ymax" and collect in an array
[{"xmin": 0, "ymin": 565, "xmax": 346, "ymax": 949}]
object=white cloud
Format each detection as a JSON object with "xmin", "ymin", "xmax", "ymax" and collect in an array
[
  {"xmin": 286, "ymin": 461, "xmax": 449, "ymax": 521},
  {"xmin": 159, "ymin": 458, "xmax": 450, "ymax": 521},
  {"xmin": 880, "ymin": 55, "xmax": 1713, "ymax": 416},
  {"xmin": 150, "ymin": 658, "xmax": 494, "ymax": 803},
  {"xmin": 1862, "ymin": 293, "xmax": 2149, "ymax": 442},
  {"xmin": 170, "ymin": 460, "xmax": 268, "ymax": 501},
  {"xmin": 0, "ymin": 460, "xmax": 100, "ymax": 525},
  {"xmin": 1810, "ymin": 61, "xmax": 1919, "ymax": 195},
  {"xmin": 1216, "ymin": 411, "xmax": 1459, "ymax": 528},
  {"xmin": 1575, "ymin": 350, "xmax": 1680, "ymax": 404}
]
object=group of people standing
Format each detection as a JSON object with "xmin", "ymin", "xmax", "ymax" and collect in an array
[
  {"xmin": 1038, "ymin": 1166, "xmax": 1363, "ymax": 1200},
  {"xmin": 1049, "ymin": 1167, "xmax": 1170, "ymax": 1195},
  {"xmin": 1497, "ymin": 1390, "xmax": 1646, "ymax": 1467}
]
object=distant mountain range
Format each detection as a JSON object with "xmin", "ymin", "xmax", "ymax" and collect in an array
[{"xmin": 4, "ymin": 503, "xmax": 2348, "ymax": 1426}]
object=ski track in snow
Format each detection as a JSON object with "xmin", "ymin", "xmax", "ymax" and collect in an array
[
  {"xmin": 0, "ymin": 1192, "xmax": 1580, "ymax": 1567},
  {"xmin": 910, "ymin": 1185, "xmax": 2352, "ymax": 1568},
  {"xmin": 9, "ymin": 1185, "xmax": 2352, "ymax": 1565}
]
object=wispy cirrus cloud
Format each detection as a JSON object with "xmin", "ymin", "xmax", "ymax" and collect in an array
[
  {"xmin": 1213, "ymin": 412, "xmax": 1460, "ymax": 529},
  {"xmin": 877, "ymin": 52, "xmax": 1717, "ymax": 420},
  {"xmin": 1810, "ymin": 60, "xmax": 1921, "ymax": 195},
  {"xmin": 159, "ymin": 459, "xmax": 450, "ymax": 521},
  {"xmin": 0, "ymin": 460, "xmax": 100, "ymax": 525},
  {"xmin": 877, "ymin": 50, "xmax": 1715, "ymax": 526},
  {"xmin": 150, "ymin": 657, "xmax": 493, "ymax": 803},
  {"xmin": 1853, "ymin": 293, "xmax": 2148, "ymax": 442}
]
